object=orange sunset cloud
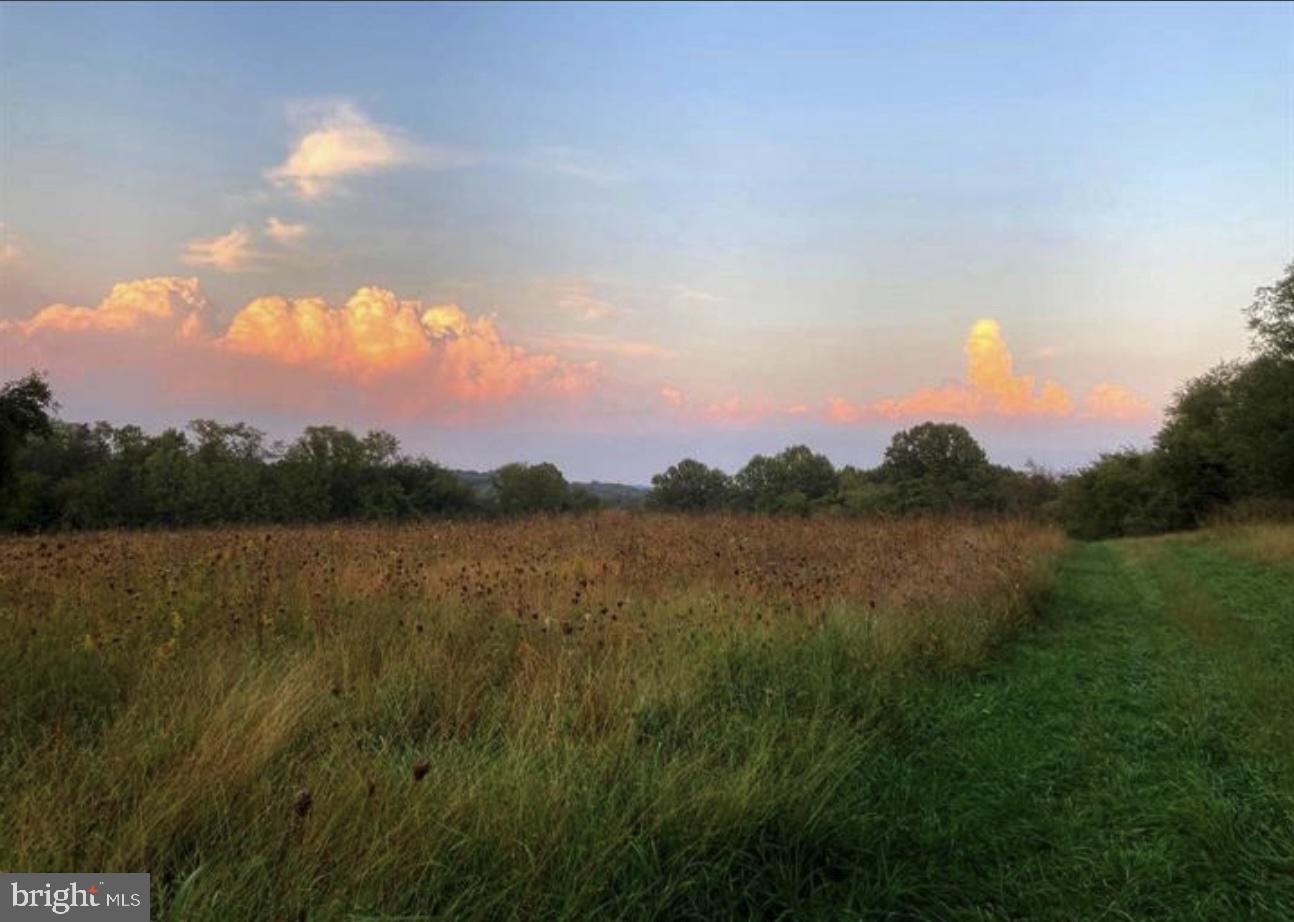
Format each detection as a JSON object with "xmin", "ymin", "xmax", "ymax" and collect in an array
[
  {"xmin": 828, "ymin": 318, "xmax": 1150, "ymax": 425},
  {"xmin": 12, "ymin": 276, "xmax": 209, "ymax": 338},
  {"xmin": 2, "ymin": 277, "xmax": 598, "ymax": 419}
]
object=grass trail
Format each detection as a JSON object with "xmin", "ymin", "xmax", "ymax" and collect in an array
[{"xmin": 847, "ymin": 537, "xmax": 1294, "ymax": 919}]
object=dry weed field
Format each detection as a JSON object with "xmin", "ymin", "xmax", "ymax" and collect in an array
[{"xmin": 0, "ymin": 513, "xmax": 1062, "ymax": 919}]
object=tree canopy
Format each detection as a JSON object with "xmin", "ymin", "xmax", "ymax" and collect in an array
[
  {"xmin": 647, "ymin": 459, "xmax": 732, "ymax": 512},
  {"xmin": 0, "ymin": 372, "xmax": 54, "ymax": 496}
]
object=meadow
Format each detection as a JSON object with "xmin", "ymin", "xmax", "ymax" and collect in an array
[{"xmin": 0, "ymin": 514, "xmax": 1063, "ymax": 920}]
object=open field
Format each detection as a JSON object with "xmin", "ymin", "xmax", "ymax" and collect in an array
[
  {"xmin": 3, "ymin": 518, "xmax": 1293, "ymax": 919},
  {"xmin": 0, "ymin": 514, "xmax": 1059, "ymax": 920}
]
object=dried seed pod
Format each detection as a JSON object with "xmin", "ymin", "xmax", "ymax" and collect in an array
[{"xmin": 293, "ymin": 788, "xmax": 313, "ymax": 819}]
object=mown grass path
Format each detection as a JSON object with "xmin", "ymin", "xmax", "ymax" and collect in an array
[{"xmin": 845, "ymin": 537, "xmax": 1294, "ymax": 920}]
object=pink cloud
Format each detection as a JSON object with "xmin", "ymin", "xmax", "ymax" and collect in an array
[
  {"xmin": 828, "ymin": 318, "xmax": 1146, "ymax": 424},
  {"xmin": 1080, "ymin": 382, "xmax": 1152, "ymax": 421},
  {"xmin": 659, "ymin": 385, "xmax": 686, "ymax": 407},
  {"xmin": 656, "ymin": 387, "xmax": 808, "ymax": 427},
  {"xmin": 2, "ymin": 277, "xmax": 598, "ymax": 422},
  {"xmin": 7, "ymin": 276, "xmax": 209, "ymax": 338},
  {"xmin": 182, "ymin": 227, "xmax": 264, "ymax": 273}
]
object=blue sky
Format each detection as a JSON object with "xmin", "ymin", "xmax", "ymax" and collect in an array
[{"xmin": 1, "ymin": 1, "xmax": 1290, "ymax": 481}]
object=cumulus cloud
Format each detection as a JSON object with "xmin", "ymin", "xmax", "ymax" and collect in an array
[
  {"xmin": 6, "ymin": 276, "xmax": 208, "ymax": 338},
  {"xmin": 221, "ymin": 288, "xmax": 429, "ymax": 378},
  {"xmin": 217, "ymin": 287, "xmax": 596, "ymax": 400},
  {"xmin": 2, "ymin": 277, "xmax": 597, "ymax": 420},
  {"xmin": 222, "ymin": 287, "xmax": 599, "ymax": 401},
  {"xmin": 182, "ymin": 227, "xmax": 263, "ymax": 273},
  {"xmin": 264, "ymin": 217, "xmax": 309, "ymax": 245},
  {"xmin": 828, "ymin": 318, "xmax": 1150, "ymax": 424},
  {"xmin": 267, "ymin": 101, "xmax": 466, "ymax": 199}
]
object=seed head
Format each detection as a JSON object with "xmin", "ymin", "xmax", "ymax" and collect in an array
[{"xmin": 293, "ymin": 787, "xmax": 313, "ymax": 819}]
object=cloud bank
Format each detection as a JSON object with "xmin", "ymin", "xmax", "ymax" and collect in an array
[
  {"xmin": 827, "ymin": 318, "xmax": 1150, "ymax": 424},
  {"xmin": 2, "ymin": 277, "xmax": 598, "ymax": 421}
]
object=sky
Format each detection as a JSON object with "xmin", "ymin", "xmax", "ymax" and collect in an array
[{"xmin": 1, "ymin": 1, "xmax": 1291, "ymax": 482}]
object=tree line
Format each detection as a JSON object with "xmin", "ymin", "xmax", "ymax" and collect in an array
[
  {"xmin": 1, "ymin": 261, "xmax": 1289, "ymax": 537},
  {"xmin": 645, "ymin": 426, "xmax": 1059, "ymax": 518},
  {"xmin": 0, "ymin": 400, "xmax": 601, "ymax": 530},
  {"xmin": 1059, "ymin": 261, "xmax": 1294, "ymax": 538},
  {"xmin": 0, "ymin": 371, "xmax": 1062, "ymax": 532},
  {"xmin": 0, "ymin": 377, "xmax": 1058, "ymax": 532}
]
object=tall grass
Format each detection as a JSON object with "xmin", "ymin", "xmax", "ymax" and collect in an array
[
  {"xmin": 1207, "ymin": 520, "xmax": 1294, "ymax": 567},
  {"xmin": 0, "ymin": 513, "xmax": 1062, "ymax": 919}
]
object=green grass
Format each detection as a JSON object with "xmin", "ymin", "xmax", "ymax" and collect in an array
[
  {"xmin": 840, "ymin": 533, "xmax": 1294, "ymax": 919},
  {"xmin": 3, "ymin": 523, "xmax": 1293, "ymax": 919}
]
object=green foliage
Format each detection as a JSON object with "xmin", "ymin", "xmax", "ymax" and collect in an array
[
  {"xmin": 1059, "ymin": 450, "xmax": 1182, "ymax": 540},
  {"xmin": 734, "ymin": 444, "xmax": 837, "ymax": 513},
  {"xmin": 647, "ymin": 458, "xmax": 732, "ymax": 512},
  {"xmin": 881, "ymin": 421, "xmax": 988, "ymax": 481},
  {"xmin": 1226, "ymin": 354, "xmax": 1294, "ymax": 500},
  {"xmin": 0, "ymin": 410, "xmax": 482, "ymax": 531},
  {"xmin": 876, "ymin": 422, "xmax": 1007, "ymax": 513},
  {"xmin": 643, "ymin": 430, "xmax": 1058, "ymax": 521},
  {"xmin": 1246, "ymin": 259, "xmax": 1294, "ymax": 358},
  {"xmin": 0, "ymin": 372, "xmax": 54, "ymax": 497},
  {"xmin": 838, "ymin": 481, "xmax": 902, "ymax": 517},
  {"xmin": 491, "ymin": 461, "xmax": 596, "ymax": 515},
  {"xmin": 1154, "ymin": 363, "xmax": 1241, "ymax": 524},
  {"xmin": 993, "ymin": 462, "xmax": 1062, "ymax": 518}
]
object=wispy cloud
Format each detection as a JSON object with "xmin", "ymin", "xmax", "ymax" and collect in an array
[
  {"xmin": 664, "ymin": 285, "xmax": 722, "ymax": 308},
  {"xmin": 182, "ymin": 218, "xmax": 311, "ymax": 273},
  {"xmin": 181, "ymin": 227, "xmax": 264, "ymax": 273},
  {"xmin": 264, "ymin": 217, "xmax": 309, "ymax": 245},
  {"xmin": 656, "ymin": 385, "xmax": 806, "ymax": 427},
  {"xmin": 550, "ymin": 279, "xmax": 618, "ymax": 321},
  {"xmin": 0, "ymin": 223, "xmax": 22, "ymax": 265},
  {"xmin": 521, "ymin": 146, "xmax": 630, "ymax": 186},
  {"xmin": 267, "ymin": 101, "xmax": 469, "ymax": 199},
  {"xmin": 1080, "ymin": 382, "xmax": 1151, "ymax": 421},
  {"xmin": 533, "ymin": 332, "xmax": 672, "ymax": 359}
]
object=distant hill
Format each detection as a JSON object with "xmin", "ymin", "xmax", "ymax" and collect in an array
[
  {"xmin": 574, "ymin": 480, "xmax": 650, "ymax": 506},
  {"xmin": 451, "ymin": 469, "xmax": 649, "ymax": 506}
]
